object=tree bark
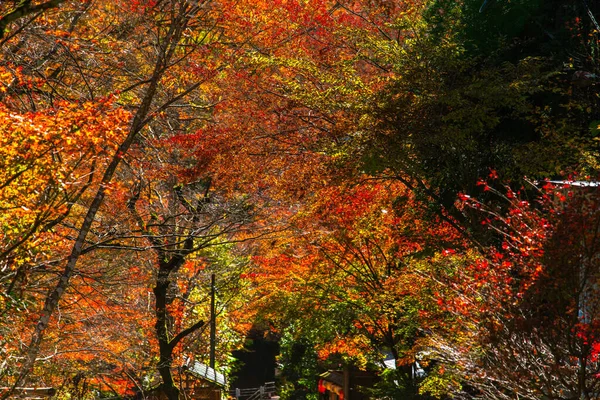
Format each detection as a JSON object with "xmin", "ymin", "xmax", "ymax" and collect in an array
[{"xmin": 155, "ymin": 268, "xmax": 181, "ymax": 400}]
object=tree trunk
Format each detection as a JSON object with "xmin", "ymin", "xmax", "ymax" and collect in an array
[{"xmin": 154, "ymin": 268, "xmax": 180, "ymax": 400}]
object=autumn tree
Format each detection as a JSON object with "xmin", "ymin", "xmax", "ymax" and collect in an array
[
  {"xmin": 421, "ymin": 182, "xmax": 600, "ymax": 399},
  {"xmin": 248, "ymin": 179, "xmax": 463, "ymax": 398},
  {"xmin": 124, "ymin": 169, "xmax": 259, "ymax": 399},
  {"xmin": 0, "ymin": 0, "xmax": 232, "ymax": 396}
]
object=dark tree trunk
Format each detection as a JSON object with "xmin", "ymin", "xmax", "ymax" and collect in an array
[{"xmin": 154, "ymin": 267, "xmax": 180, "ymax": 400}]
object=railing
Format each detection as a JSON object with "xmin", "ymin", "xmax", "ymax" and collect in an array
[{"xmin": 230, "ymin": 382, "xmax": 277, "ymax": 400}]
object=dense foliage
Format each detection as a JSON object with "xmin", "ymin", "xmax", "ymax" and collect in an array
[{"xmin": 0, "ymin": 0, "xmax": 599, "ymax": 399}]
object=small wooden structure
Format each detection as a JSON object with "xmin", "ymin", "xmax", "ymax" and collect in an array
[
  {"xmin": 318, "ymin": 371, "xmax": 345, "ymax": 400},
  {"xmin": 141, "ymin": 362, "xmax": 226, "ymax": 400},
  {"xmin": 181, "ymin": 361, "xmax": 226, "ymax": 400},
  {"xmin": 318, "ymin": 369, "xmax": 377, "ymax": 400}
]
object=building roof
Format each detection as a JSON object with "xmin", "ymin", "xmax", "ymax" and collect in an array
[
  {"xmin": 319, "ymin": 370, "xmax": 344, "ymax": 387},
  {"xmin": 185, "ymin": 361, "xmax": 226, "ymax": 388},
  {"xmin": 547, "ymin": 180, "xmax": 600, "ymax": 187}
]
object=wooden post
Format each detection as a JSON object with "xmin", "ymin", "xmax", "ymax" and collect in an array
[{"xmin": 210, "ymin": 273, "xmax": 216, "ymax": 369}]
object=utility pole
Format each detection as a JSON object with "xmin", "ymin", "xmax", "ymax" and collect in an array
[{"xmin": 210, "ymin": 273, "xmax": 216, "ymax": 369}]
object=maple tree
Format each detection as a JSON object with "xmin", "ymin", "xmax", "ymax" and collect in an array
[
  {"xmin": 248, "ymin": 179, "xmax": 463, "ymax": 397},
  {"xmin": 419, "ymin": 182, "xmax": 600, "ymax": 399},
  {"xmin": 124, "ymin": 156, "xmax": 261, "ymax": 399}
]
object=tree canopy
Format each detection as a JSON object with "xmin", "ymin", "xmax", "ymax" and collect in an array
[{"xmin": 0, "ymin": 0, "xmax": 599, "ymax": 399}]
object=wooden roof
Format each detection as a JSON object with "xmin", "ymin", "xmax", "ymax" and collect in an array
[{"xmin": 184, "ymin": 361, "xmax": 226, "ymax": 388}]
